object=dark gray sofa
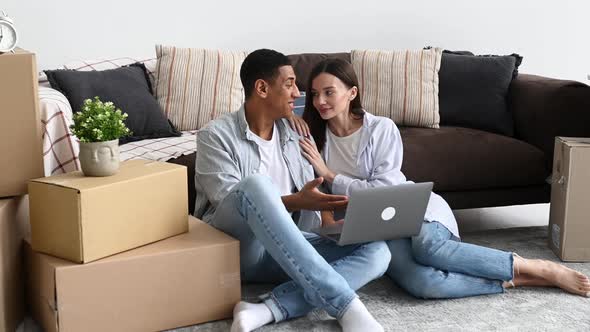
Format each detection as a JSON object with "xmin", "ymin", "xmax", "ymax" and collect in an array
[{"xmin": 169, "ymin": 52, "xmax": 590, "ymax": 214}]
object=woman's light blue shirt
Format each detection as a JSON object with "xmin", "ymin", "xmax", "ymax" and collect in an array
[{"xmin": 323, "ymin": 111, "xmax": 459, "ymax": 238}]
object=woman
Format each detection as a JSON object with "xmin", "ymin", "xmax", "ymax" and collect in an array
[{"xmin": 299, "ymin": 58, "xmax": 590, "ymax": 299}]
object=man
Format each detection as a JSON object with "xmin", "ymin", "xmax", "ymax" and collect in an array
[{"xmin": 194, "ymin": 49, "xmax": 389, "ymax": 332}]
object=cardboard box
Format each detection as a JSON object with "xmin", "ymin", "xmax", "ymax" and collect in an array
[
  {"xmin": 548, "ymin": 137, "xmax": 590, "ymax": 261},
  {"xmin": 0, "ymin": 196, "xmax": 29, "ymax": 331},
  {"xmin": 29, "ymin": 160, "xmax": 189, "ymax": 263},
  {"xmin": 0, "ymin": 49, "xmax": 44, "ymax": 198},
  {"xmin": 25, "ymin": 216, "xmax": 241, "ymax": 332}
]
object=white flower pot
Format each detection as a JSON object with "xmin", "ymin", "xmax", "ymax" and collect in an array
[{"xmin": 79, "ymin": 139, "xmax": 120, "ymax": 176}]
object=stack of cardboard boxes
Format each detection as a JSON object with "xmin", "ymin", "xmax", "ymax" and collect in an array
[
  {"xmin": 0, "ymin": 49, "xmax": 44, "ymax": 332},
  {"xmin": 1, "ymin": 50, "xmax": 241, "ymax": 332},
  {"xmin": 26, "ymin": 160, "xmax": 241, "ymax": 331}
]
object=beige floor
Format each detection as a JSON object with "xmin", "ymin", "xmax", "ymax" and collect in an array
[
  {"xmin": 455, "ymin": 203, "xmax": 549, "ymax": 233},
  {"xmin": 17, "ymin": 203, "xmax": 552, "ymax": 332}
]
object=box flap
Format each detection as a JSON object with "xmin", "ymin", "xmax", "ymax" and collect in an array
[
  {"xmin": 29, "ymin": 181, "xmax": 84, "ymax": 263},
  {"xmin": 558, "ymin": 137, "xmax": 590, "ymax": 147},
  {"xmin": 29, "ymin": 160, "xmax": 185, "ymax": 191},
  {"xmin": 560, "ymin": 142, "xmax": 590, "ymax": 260},
  {"xmin": 549, "ymin": 138, "xmax": 569, "ymax": 255},
  {"xmin": 13, "ymin": 47, "xmax": 34, "ymax": 56}
]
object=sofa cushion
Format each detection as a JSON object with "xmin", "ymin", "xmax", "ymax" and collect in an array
[
  {"xmin": 167, "ymin": 152, "xmax": 196, "ymax": 215},
  {"xmin": 399, "ymin": 126, "xmax": 549, "ymax": 192},
  {"xmin": 45, "ymin": 63, "xmax": 181, "ymax": 144},
  {"xmin": 351, "ymin": 48, "xmax": 443, "ymax": 129},
  {"xmin": 287, "ymin": 53, "xmax": 351, "ymax": 92},
  {"xmin": 155, "ymin": 45, "xmax": 248, "ymax": 131},
  {"xmin": 439, "ymin": 51, "xmax": 523, "ymax": 136}
]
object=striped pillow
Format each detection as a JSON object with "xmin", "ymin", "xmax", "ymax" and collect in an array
[
  {"xmin": 155, "ymin": 46, "xmax": 248, "ymax": 131},
  {"xmin": 293, "ymin": 92, "xmax": 306, "ymax": 117},
  {"xmin": 351, "ymin": 48, "xmax": 443, "ymax": 128}
]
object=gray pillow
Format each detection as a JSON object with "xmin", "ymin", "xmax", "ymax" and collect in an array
[
  {"xmin": 45, "ymin": 63, "xmax": 180, "ymax": 144},
  {"xmin": 438, "ymin": 51, "xmax": 523, "ymax": 136}
]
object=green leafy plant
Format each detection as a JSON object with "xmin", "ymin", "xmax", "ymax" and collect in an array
[{"xmin": 70, "ymin": 97, "xmax": 132, "ymax": 143}]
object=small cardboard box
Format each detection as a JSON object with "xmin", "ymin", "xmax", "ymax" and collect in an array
[
  {"xmin": 25, "ymin": 216, "xmax": 241, "ymax": 332},
  {"xmin": 0, "ymin": 196, "xmax": 29, "ymax": 331},
  {"xmin": 548, "ymin": 137, "xmax": 590, "ymax": 261},
  {"xmin": 0, "ymin": 49, "xmax": 44, "ymax": 197},
  {"xmin": 29, "ymin": 160, "xmax": 188, "ymax": 263}
]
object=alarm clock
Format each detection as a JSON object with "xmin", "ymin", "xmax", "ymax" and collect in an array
[{"xmin": 0, "ymin": 11, "xmax": 18, "ymax": 53}]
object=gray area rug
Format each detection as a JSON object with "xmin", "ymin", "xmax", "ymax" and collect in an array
[{"xmin": 172, "ymin": 226, "xmax": 590, "ymax": 331}]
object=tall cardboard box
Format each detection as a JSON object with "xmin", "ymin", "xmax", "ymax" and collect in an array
[
  {"xmin": 548, "ymin": 137, "xmax": 590, "ymax": 261},
  {"xmin": 29, "ymin": 160, "xmax": 189, "ymax": 263},
  {"xmin": 25, "ymin": 217, "xmax": 241, "ymax": 332},
  {"xmin": 0, "ymin": 196, "xmax": 29, "ymax": 331},
  {"xmin": 0, "ymin": 49, "xmax": 44, "ymax": 198}
]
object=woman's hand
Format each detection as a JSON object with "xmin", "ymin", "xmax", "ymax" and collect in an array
[
  {"xmin": 287, "ymin": 114, "xmax": 310, "ymax": 138},
  {"xmin": 321, "ymin": 210, "xmax": 344, "ymax": 227},
  {"xmin": 300, "ymin": 137, "xmax": 336, "ymax": 183}
]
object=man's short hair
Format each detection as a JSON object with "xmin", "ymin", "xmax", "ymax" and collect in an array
[{"xmin": 240, "ymin": 49, "xmax": 291, "ymax": 99}]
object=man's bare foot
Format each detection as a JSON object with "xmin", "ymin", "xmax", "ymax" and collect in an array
[{"xmin": 515, "ymin": 257, "xmax": 590, "ymax": 297}]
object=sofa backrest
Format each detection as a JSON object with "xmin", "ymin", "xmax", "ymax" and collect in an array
[{"xmin": 287, "ymin": 52, "xmax": 351, "ymax": 92}]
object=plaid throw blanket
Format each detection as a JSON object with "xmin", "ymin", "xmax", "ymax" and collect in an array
[{"xmin": 39, "ymin": 86, "xmax": 80, "ymax": 175}]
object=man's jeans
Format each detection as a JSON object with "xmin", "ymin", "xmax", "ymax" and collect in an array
[
  {"xmin": 209, "ymin": 175, "xmax": 391, "ymax": 322},
  {"xmin": 387, "ymin": 221, "xmax": 513, "ymax": 299}
]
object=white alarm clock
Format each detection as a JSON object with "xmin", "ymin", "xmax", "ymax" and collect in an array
[{"xmin": 0, "ymin": 11, "xmax": 18, "ymax": 53}]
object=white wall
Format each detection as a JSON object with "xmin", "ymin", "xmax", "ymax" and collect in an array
[{"xmin": 3, "ymin": 0, "xmax": 589, "ymax": 82}]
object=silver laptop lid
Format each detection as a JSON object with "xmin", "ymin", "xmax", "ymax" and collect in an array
[{"xmin": 337, "ymin": 182, "xmax": 433, "ymax": 245}]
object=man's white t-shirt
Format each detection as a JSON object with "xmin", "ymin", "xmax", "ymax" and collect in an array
[{"xmin": 249, "ymin": 124, "xmax": 295, "ymax": 196}]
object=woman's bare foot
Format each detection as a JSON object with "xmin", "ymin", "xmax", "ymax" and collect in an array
[
  {"xmin": 514, "ymin": 256, "xmax": 590, "ymax": 297},
  {"xmin": 504, "ymin": 272, "xmax": 552, "ymax": 288}
]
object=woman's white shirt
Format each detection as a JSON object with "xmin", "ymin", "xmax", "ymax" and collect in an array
[{"xmin": 326, "ymin": 126, "xmax": 364, "ymax": 180}]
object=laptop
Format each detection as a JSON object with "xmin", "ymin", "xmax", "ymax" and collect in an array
[{"xmin": 312, "ymin": 182, "xmax": 433, "ymax": 245}]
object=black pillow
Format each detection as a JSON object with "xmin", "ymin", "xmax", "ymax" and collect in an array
[
  {"xmin": 45, "ymin": 63, "xmax": 180, "ymax": 144},
  {"xmin": 438, "ymin": 51, "xmax": 523, "ymax": 136}
]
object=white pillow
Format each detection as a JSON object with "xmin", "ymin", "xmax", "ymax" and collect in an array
[{"xmin": 154, "ymin": 45, "xmax": 248, "ymax": 131}]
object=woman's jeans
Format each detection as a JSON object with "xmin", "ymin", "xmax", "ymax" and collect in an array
[
  {"xmin": 209, "ymin": 175, "xmax": 391, "ymax": 322},
  {"xmin": 386, "ymin": 221, "xmax": 514, "ymax": 299}
]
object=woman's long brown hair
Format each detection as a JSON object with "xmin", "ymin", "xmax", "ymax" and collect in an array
[{"xmin": 302, "ymin": 58, "xmax": 364, "ymax": 153}]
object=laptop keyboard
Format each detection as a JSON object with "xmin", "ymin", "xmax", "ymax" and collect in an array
[{"xmin": 325, "ymin": 233, "xmax": 341, "ymax": 241}]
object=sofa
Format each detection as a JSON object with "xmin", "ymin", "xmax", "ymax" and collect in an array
[{"xmin": 38, "ymin": 51, "xmax": 590, "ymax": 215}]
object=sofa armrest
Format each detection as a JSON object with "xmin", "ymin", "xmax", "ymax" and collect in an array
[
  {"xmin": 38, "ymin": 86, "xmax": 80, "ymax": 175},
  {"xmin": 509, "ymin": 73, "xmax": 590, "ymax": 170}
]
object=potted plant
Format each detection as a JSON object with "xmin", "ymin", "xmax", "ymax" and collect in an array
[{"xmin": 70, "ymin": 97, "xmax": 131, "ymax": 176}]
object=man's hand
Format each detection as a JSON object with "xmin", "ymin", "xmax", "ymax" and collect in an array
[
  {"xmin": 321, "ymin": 210, "xmax": 344, "ymax": 227},
  {"xmin": 283, "ymin": 177, "xmax": 348, "ymax": 211},
  {"xmin": 287, "ymin": 114, "xmax": 310, "ymax": 138}
]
